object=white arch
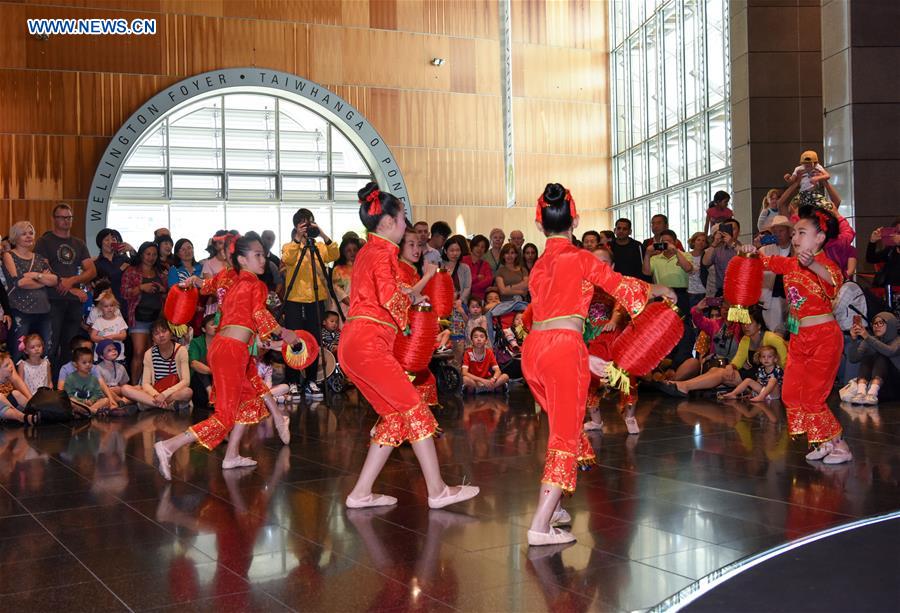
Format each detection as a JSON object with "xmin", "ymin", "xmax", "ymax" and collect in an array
[{"xmin": 86, "ymin": 67, "xmax": 410, "ymax": 250}]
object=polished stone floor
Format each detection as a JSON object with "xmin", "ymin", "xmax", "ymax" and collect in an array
[{"xmin": 0, "ymin": 386, "xmax": 898, "ymax": 612}]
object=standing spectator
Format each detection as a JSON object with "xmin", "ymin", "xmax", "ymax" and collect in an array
[
  {"xmin": 3, "ymin": 222, "xmax": 54, "ymax": 362},
  {"xmin": 155, "ymin": 234, "xmax": 173, "ymax": 274},
  {"xmin": 509, "ymin": 230, "xmax": 525, "ymax": 252},
  {"xmin": 703, "ymin": 219, "xmax": 741, "ymax": 296},
  {"xmin": 463, "ymin": 234, "xmax": 493, "ymax": 301},
  {"xmin": 423, "ymin": 221, "xmax": 451, "ymax": 267},
  {"xmin": 154, "ymin": 228, "xmax": 171, "ymax": 241},
  {"xmin": 759, "ymin": 216, "xmax": 793, "ymax": 334},
  {"xmin": 484, "ymin": 228, "xmax": 506, "ymax": 272},
  {"xmin": 413, "ymin": 221, "xmax": 430, "ymax": 246},
  {"xmin": 757, "ymin": 189, "xmax": 788, "ymax": 232},
  {"xmin": 867, "ymin": 219, "xmax": 900, "ymax": 314},
  {"xmin": 259, "ymin": 230, "xmax": 283, "ymax": 294},
  {"xmin": 581, "ymin": 231, "xmax": 601, "ymax": 252},
  {"xmin": 442, "ymin": 235, "xmax": 472, "ymax": 361},
  {"xmin": 35, "ymin": 203, "xmax": 96, "ymax": 374},
  {"xmin": 281, "ymin": 208, "xmax": 338, "ymax": 399},
  {"xmin": 93, "ymin": 228, "xmax": 132, "ymax": 306},
  {"xmin": 609, "ymin": 218, "xmax": 645, "ymax": 279},
  {"xmin": 642, "ymin": 230, "xmax": 692, "ymax": 309},
  {"xmin": 495, "ymin": 244, "xmax": 529, "ymax": 302},
  {"xmin": 200, "ymin": 230, "xmax": 237, "ymax": 318},
  {"xmin": 704, "ymin": 190, "xmax": 733, "ymax": 235},
  {"xmin": 168, "ymin": 239, "xmax": 202, "ymax": 287},
  {"xmin": 599, "ymin": 230, "xmax": 615, "ymax": 248},
  {"xmin": 121, "ymin": 242, "xmax": 168, "ymax": 384},
  {"xmin": 330, "ymin": 237, "xmax": 360, "ymax": 318},
  {"xmin": 686, "ymin": 232, "xmax": 710, "ymax": 307},
  {"xmin": 522, "ymin": 243, "xmax": 540, "ymax": 272},
  {"xmin": 642, "ymin": 214, "xmax": 686, "ymax": 251}
]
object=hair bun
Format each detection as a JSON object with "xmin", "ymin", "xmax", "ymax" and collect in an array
[
  {"xmin": 358, "ymin": 181, "xmax": 381, "ymax": 203},
  {"xmin": 542, "ymin": 183, "xmax": 567, "ymax": 207}
]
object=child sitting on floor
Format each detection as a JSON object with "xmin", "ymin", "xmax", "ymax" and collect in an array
[
  {"xmin": 16, "ymin": 334, "xmax": 51, "ymax": 395},
  {"xmin": 720, "ymin": 345, "xmax": 783, "ymax": 402},
  {"xmin": 96, "ymin": 340, "xmax": 129, "ymax": 403},
  {"xmin": 462, "ymin": 327, "xmax": 509, "ymax": 394},
  {"xmin": 321, "ymin": 310, "xmax": 341, "ymax": 354},
  {"xmin": 64, "ymin": 347, "xmax": 110, "ymax": 414}
]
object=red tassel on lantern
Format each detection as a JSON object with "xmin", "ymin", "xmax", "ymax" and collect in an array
[
  {"xmin": 282, "ymin": 330, "xmax": 320, "ymax": 371},
  {"xmin": 164, "ymin": 285, "xmax": 199, "ymax": 337},
  {"xmin": 607, "ymin": 300, "xmax": 683, "ymax": 395},
  {"xmin": 423, "ymin": 269, "xmax": 454, "ymax": 320},
  {"xmin": 724, "ymin": 252, "xmax": 763, "ymax": 323},
  {"xmin": 394, "ymin": 305, "xmax": 439, "ymax": 373}
]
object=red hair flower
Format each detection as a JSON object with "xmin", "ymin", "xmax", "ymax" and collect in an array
[
  {"xmin": 535, "ymin": 189, "xmax": 577, "ymax": 223},
  {"xmin": 365, "ymin": 190, "xmax": 382, "ymax": 216}
]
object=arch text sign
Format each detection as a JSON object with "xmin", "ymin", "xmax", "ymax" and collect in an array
[{"xmin": 86, "ymin": 68, "xmax": 410, "ymax": 248}]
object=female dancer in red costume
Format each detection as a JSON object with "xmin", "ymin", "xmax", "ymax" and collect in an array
[
  {"xmin": 741, "ymin": 204, "xmax": 852, "ymax": 464},
  {"xmin": 339, "ymin": 182, "xmax": 478, "ymax": 509},
  {"xmin": 153, "ymin": 236, "xmax": 298, "ymax": 479},
  {"xmin": 523, "ymin": 183, "xmax": 675, "ymax": 546}
]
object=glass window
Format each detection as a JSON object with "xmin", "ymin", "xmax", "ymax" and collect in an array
[
  {"xmin": 662, "ymin": 3, "xmax": 680, "ymax": 130},
  {"xmin": 628, "ymin": 1, "xmax": 644, "ymax": 37},
  {"xmin": 685, "ymin": 115, "xmax": 706, "ymax": 180},
  {"xmin": 633, "ymin": 203, "xmax": 649, "ymax": 242},
  {"xmin": 614, "ymin": 48, "xmax": 629, "ymax": 153},
  {"xmin": 612, "ymin": 0, "xmax": 626, "ymax": 48},
  {"xmin": 629, "ymin": 37, "xmax": 645, "ymax": 145},
  {"xmin": 647, "ymin": 136, "xmax": 662, "ymax": 193},
  {"xmin": 333, "ymin": 204, "xmax": 366, "ymax": 240},
  {"xmin": 109, "ymin": 92, "xmax": 376, "ymax": 249},
  {"xmin": 617, "ymin": 155, "xmax": 631, "ymax": 202},
  {"xmin": 706, "ymin": 0, "xmax": 727, "ymax": 106},
  {"xmin": 665, "ymin": 128, "xmax": 682, "ymax": 186},
  {"xmin": 632, "ymin": 146, "xmax": 646, "ymax": 199},
  {"xmin": 683, "ymin": 0, "xmax": 704, "ymax": 118},
  {"xmin": 687, "ymin": 183, "xmax": 706, "ymax": 235},
  {"xmin": 708, "ymin": 104, "xmax": 728, "ymax": 171},
  {"xmin": 667, "ymin": 191, "xmax": 686, "ymax": 241},
  {"xmin": 645, "ymin": 16, "xmax": 661, "ymax": 138}
]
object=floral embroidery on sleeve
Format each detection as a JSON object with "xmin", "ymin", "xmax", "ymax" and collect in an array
[{"xmin": 611, "ymin": 276, "xmax": 651, "ymax": 317}]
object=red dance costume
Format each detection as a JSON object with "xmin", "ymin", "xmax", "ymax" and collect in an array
[
  {"xmin": 338, "ymin": 234, "xmax": 438, "ymax": 446},
  {"xmin": 522, "ymin": 236, "xmax": 650, "ymax": 493},
  {"xmin": 759, "ymin": 250, "xmax": 843, "ymax": 443},
  {"xmin": 583, "ymin": 289, "xmax": 636, "ymax": 410},
  {"xmin": 190, "ymin": 270, "xmax": 278, "ymax": 449},
  {"xmin": 397, "ymin": 260, "xmax": 438, "ymax": 406}
]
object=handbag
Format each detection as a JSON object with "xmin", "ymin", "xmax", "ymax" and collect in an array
[
  {"xmin": 152, "ymin": 345, "xmax": 182, "ymax": 392},
  {"xmin": 23, "ymin": 387, "xmax": 89, "ymax": 423}
]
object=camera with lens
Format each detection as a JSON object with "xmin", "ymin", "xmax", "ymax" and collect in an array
[
  {"xmin": 760, "ymin": 233, "xmax": 777, "ymax": 246},
  {"xmin": 305, "ymin": 224, "xmax": 320, "ymax": 239},
  {"xmin": 652, "ymin": 242, "xmax": 667, "ymax": 252}
]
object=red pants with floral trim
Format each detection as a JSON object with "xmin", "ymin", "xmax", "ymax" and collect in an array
[
  {"xmin": 522, "ymin": 329, "xmax": 596, "ymax": 494},
  {"xmin": 339, "ymin": 318, "xmax": 438, "ymax": 446},
  {"xmin": 190, "ymin": 336, "xmax": 268, "ymax": 449},
  {"xmin": 782, "ymin": 321, "xmax": 843, "ymax": 443},
  {"xmin": 412, "ymin": 370, "xmax": 438, "ymax": 406}
]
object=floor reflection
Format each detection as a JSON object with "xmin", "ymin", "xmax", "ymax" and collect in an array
[{"xmin": 0, "ymin": 387, "xmax": 897, "ymax": 611}]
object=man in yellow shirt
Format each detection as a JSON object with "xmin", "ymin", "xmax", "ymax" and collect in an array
[{"xmin": 281, "ymin": 208, "xmax": 339, "ymax": 399}]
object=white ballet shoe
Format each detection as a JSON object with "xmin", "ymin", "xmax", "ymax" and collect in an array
[
  {"xmin": 528, "ymin": 527, "xmax": 577, "ymax": 546},
  {"xmin": 427, "ymin": 484, "xmax": 480, "ymax": 509},
  {"xmin": 221, "ymin": 456, "xmax": 258, "ymax": 470},
  {"xmin": 583, "ymin": 420, "xmax": 603, "ymax": 432},
  {"xmin": 154, "ymin": 441, "xmax": 173, "ymax": 481},
  {"xmin": 274, "ymin": 414, "xmax": 291, "ymax": 445},
  {"xmin": 550, "ymin": 507, "xmax": 571, "ymax": 526},
  {"xmin": 345, "ymin": 493, "xmax": 398, "ymax": 509}
]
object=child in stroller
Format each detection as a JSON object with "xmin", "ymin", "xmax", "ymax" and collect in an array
[{"xmin": 485, "ymin": 289, "xmax": 528, "ymax": 381}]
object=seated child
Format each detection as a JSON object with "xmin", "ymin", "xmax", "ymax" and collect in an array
[
  {"xmin": 321, "ymin": 310, "xmax": 341, "ymax": 353},
  {"xmin": 512, "ymin": 312, "xmax": 528, "ymax": 344},
  {"xmin": 0, "ymin": 352, "xmax": 33, "ymax": 423},
  {"xmin": 16, "ymin": 334, "xmax": 51, "ymax": 395},
  {"xmin": 785, "ymin": 150, "xmax": 831, "ymax": 209},
  {"xmin": 465, "ymin": 297, "xmax": 488, "ymax": 345},
  {"xmin": 720, "ymin": 345, "xmax": 783, "ymax": 402},
  {"xmin": 483, "ymin": 289, "xmax": 501, "ymax": 314},
  {"xmin": 257, "ymin": 346, "xmax": 290, "ymax": 403},
  {"xmin": 58, "ymin": 338, "xmax": 113, "ymax": 398},
  {"xmin": 89, "ymin": 289, "xmax": 128, "ymax": 361},
  {"xmin": 64, "ymin": 347, "xmax": 110, "ymax": 414},
  {"xmin": 462, "ymin": 327, "xmax": 510, "ymax": 394},
  {"xmin": 188, "ymin": 314, "xmax": 217, "ymax": 408},
  {"xmin": 96, "ymin": 340, "xmax": 129, "ymax": 402}
]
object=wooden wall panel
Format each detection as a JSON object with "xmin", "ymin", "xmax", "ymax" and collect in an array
[{"xmin": 1, "ymin": 0, "xmax": 610, "ymax": 245}]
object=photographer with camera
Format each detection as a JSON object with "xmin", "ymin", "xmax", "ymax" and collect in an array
[
  {"xmin": 642, "ymin": 214, "xmax": 685, "ymax": 253},
  {"xmin": 702, "ymin": 219, "xmax": 742, "ymax": 296},
  {"xmin": 281, "ymin": 208, "xmax": 339, "ymax": 400}
]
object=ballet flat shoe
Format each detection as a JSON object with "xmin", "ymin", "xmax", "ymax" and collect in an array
[
  {"xmin": 222, "ymin": 456, "xmax": 258, "ymax": 470},
  {"xmin": 528, "ymin": 527, "xmax": 577, "ymax": 547},
  {"xmin": 428, "ymin": 485, "xmax": 480, "ymax": 509},
  {"xmin": 154, "ymin": 441, "xmax": 173, "ymax": 481},
  {"xmin": 345, "ymin": 493, "xmax": 398, "ymax": 509},
  {"xmin": 550, "ymin": 508, "xmax": 572, "ymax": 526}
]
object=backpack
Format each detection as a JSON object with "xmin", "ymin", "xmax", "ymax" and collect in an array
[{"xmin": 23, "ymin": 387, "xmax": 90, "ymax": 424}]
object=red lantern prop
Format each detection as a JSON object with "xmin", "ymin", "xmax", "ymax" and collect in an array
[
  {"xmin": 724, "ymin": 252, "xmax": 763, "ymax": 323},
  {"xmin": 423, "ymin": 269, "xmax": 454, "ymax": 320},
  {"xmin": 282, "ymin": 330, "xmax": 320, "ymax": 371},
  {"xmin": 607, "ymin": 300, "xmax": 683, "ymax": 395},
  {"xmin": 164, "ymin": 285, "xmax": 199, "ymax": 337},
  {"xmin": 394, "ymin": 305, "xmax": 439, "ymax": 373}
]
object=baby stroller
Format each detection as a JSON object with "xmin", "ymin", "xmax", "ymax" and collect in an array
[
  {"xmin": 430, "ymin": 350, "xmax": 462, "ymax": 394},
  {"xmin": 316, "ymin": 347, "xmax": 348, "ymax": 394}
]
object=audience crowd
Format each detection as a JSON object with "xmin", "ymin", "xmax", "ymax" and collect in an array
[{"xmin": 0, "ymin": 167, "xmax": 898, "ymax": 425}]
